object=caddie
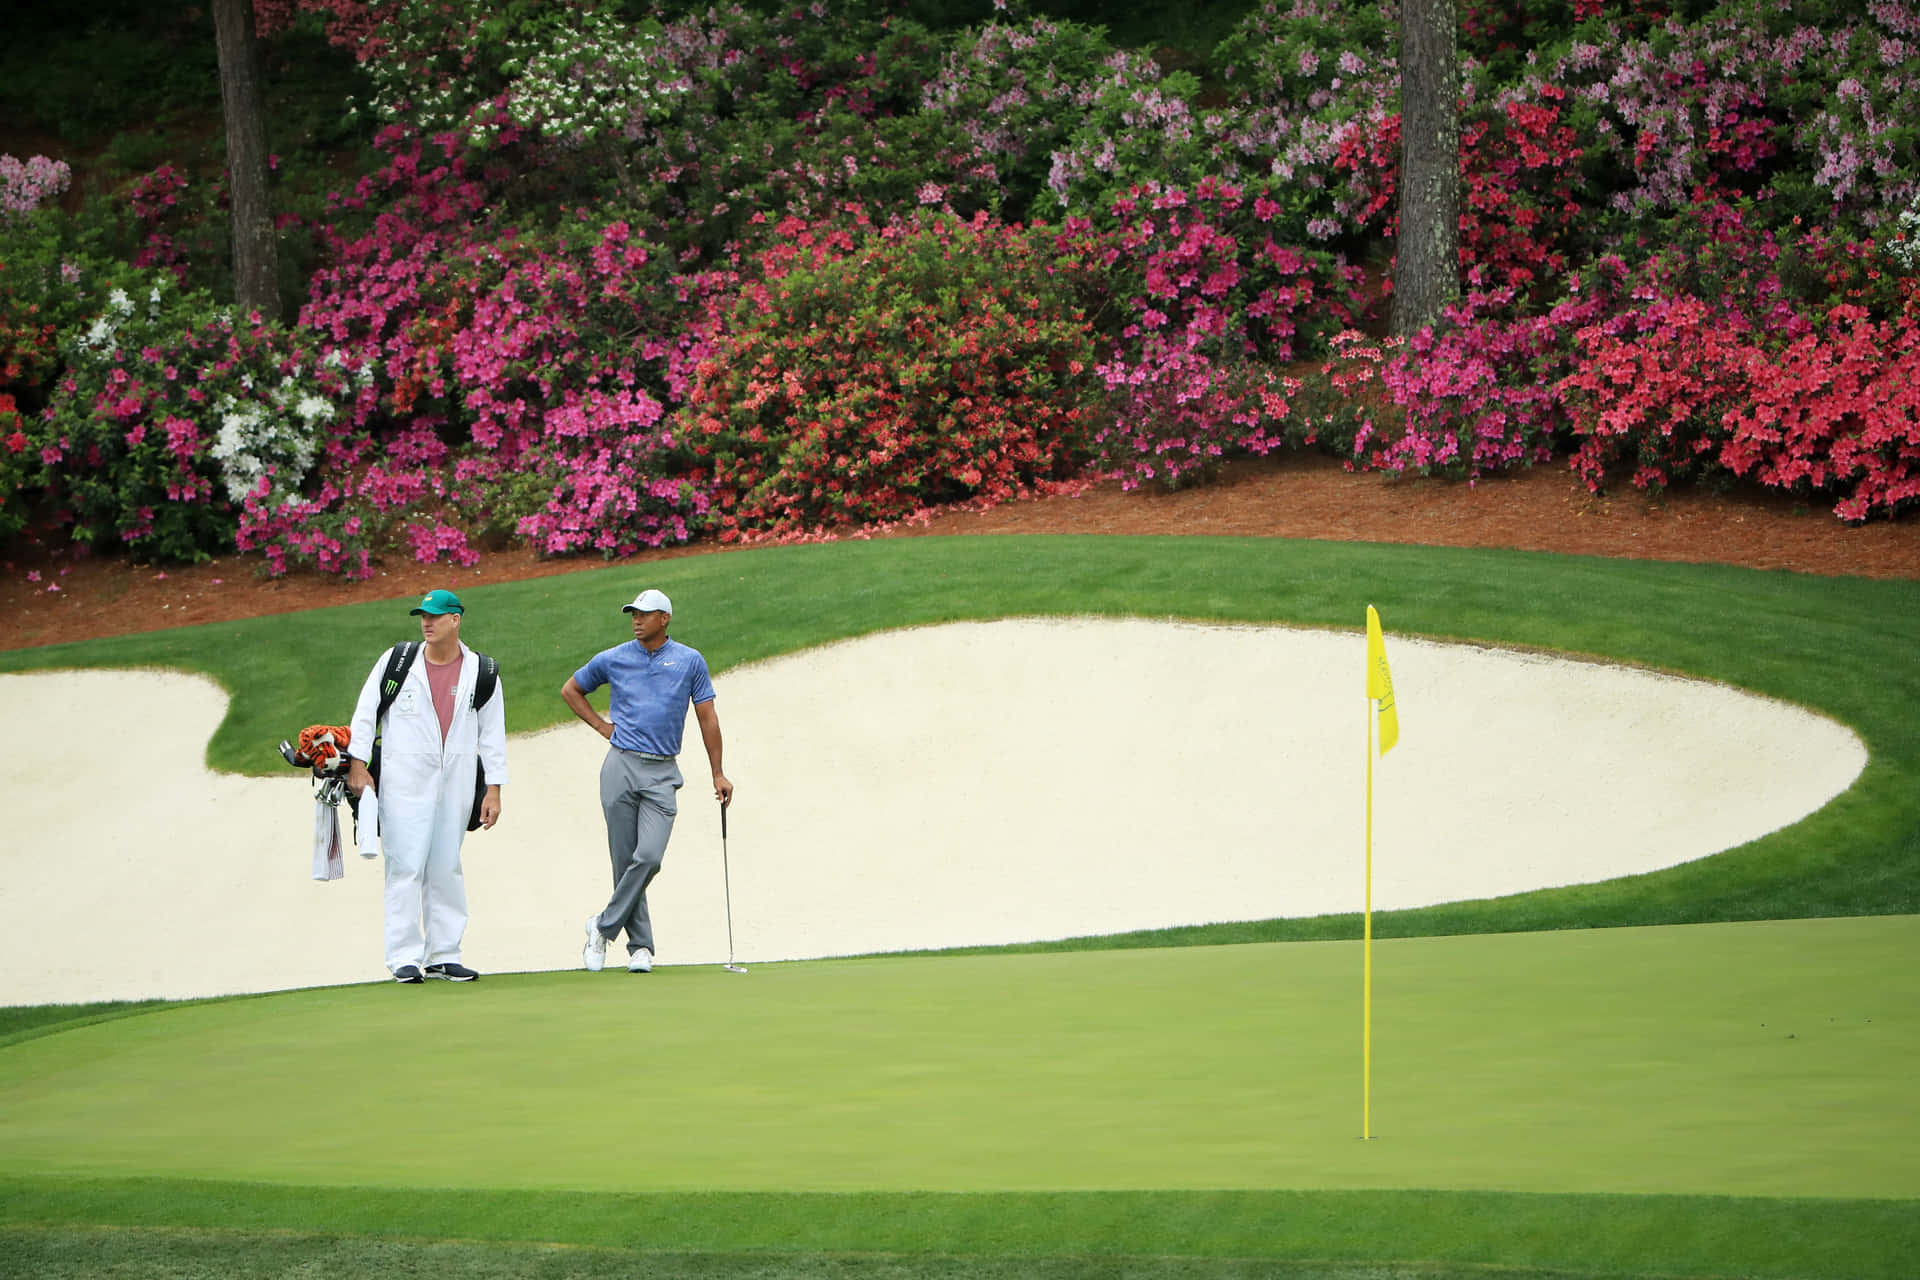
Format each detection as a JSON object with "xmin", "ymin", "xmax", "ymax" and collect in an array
[{"xmin": 347, "ymin": 588, "xmax": 508, "ymax": 984}]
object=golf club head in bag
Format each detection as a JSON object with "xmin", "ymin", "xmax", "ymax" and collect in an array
[{"xmin": 281, "ymin": 726, "xmax": 354, "ymax": 809}]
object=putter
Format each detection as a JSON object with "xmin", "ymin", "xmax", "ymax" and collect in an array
[{"xmin": 720, "ymin": 800, "xmax": 746, "ymax": 973}]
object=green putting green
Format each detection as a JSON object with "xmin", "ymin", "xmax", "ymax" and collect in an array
[{"xmin": 3, "ymin": 915, "xmax": 1913, "ymax": 1200}]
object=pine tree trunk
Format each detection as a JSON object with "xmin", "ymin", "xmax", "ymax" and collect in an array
[
  {"xmin": 1392, "ymin": 0, "xmax": 1461, "ymax": 337},
  {"xmin": 212, "ymin": 0, "xmax": 279, "ymax": 317}
]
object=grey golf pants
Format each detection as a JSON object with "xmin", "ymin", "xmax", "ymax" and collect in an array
[{"xmin": 594, "ymin": 748, "xmax": 683, "ymax": 955}]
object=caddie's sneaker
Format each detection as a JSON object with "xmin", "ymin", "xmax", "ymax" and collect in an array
[
  {"xmin": 627, "ymin": 948, "xmax": 653, "ymax": 973},
  {"xmin": 583, "ymin": 917, "xmax": 608, "ymax": 971},
  {"xmin": 425, "ymin": 962, "xmax": 479, "ymax": 982},
  {"xmin": 393, "ymin": 965, "xmax": 424, "ymax": 984}
]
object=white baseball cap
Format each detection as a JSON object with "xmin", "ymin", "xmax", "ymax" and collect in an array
[{"xmin": 622, "ymin": 589, "xmax": 673, "ymax": 615}]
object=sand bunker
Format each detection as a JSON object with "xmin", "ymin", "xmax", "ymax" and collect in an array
[{"xmin": 0, "ymin": 619, "xmax": 1867, "ymax": 1005}]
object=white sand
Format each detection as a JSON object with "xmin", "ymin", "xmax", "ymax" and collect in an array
[{"xmin": 0, "ymin": 619, "xmax": 1867, "ymax": 1006}]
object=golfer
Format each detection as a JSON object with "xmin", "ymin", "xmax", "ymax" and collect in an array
[
  {"xmin": 346, "ymin": 589, "xmax": 507, "ymax": 984},
  {"xmin": 562, "ymin": 588, "xmax": 732, "ymax": 973}
]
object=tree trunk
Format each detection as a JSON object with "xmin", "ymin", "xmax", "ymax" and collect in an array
[
  {"xmin": 1392, "ymin": 0, "xmax": 1461, "ymax": 337},
  {"xmin": 212, "ymin": 0, "xmax": 279, "ymax": 317}
]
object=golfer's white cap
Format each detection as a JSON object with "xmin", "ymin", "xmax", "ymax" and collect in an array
[{"xmin": 622, "ymin": 589, "xmax": 673, "ymax": 615}]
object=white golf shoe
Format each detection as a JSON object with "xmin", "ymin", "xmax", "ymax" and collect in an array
[
  {"xmin": 627, "ymin": 948, "xmax": 653, "ymax": 973},
  {"xmin": 583, "ymin": 917, "xmax": 608, "ymax": 972}
]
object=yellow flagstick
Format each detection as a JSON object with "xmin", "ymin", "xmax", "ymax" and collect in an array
[
  {"xmin": 1363, "ymin": 686, "xmax": 1375, "ymax": 1140},
  {"xmin": 1362, "ymin": 605, "xmax": 1398, "ymax": 1142}
]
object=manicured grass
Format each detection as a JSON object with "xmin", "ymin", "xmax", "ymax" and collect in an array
[
  {"xmin": 3, "ymin": 1191, "xmax": 1916, "ymax": 1280},
  {"xmin": 0, "ymin": 1225, "xmax": 1665, "ymax": 1280},
  {"xmin": 2, "ymin": 917, "xmax": 1913, "ymax": 1200},
  {"xmin": 0, "ymin": 997, "xmax": 182, "ymax": 1048},
  {"xmin": 4, "ymin": 536, "xmax": 1917, "ymax": 946},
  {"xmin": 4, "ymin": 536, "xmax": 1915, "ymax": 1279}
]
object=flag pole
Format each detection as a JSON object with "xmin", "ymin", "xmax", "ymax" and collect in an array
[
  {"xmin": 1363, "ymin": 692, "xmax": 1374, "ymax": 1141},
  {"xmin": 1361, "ymin": 603, "xmax": 1395, "ymax": 1142}
]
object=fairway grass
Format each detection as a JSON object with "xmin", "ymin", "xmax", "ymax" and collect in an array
[{"xmin": 3, "ymin": 916, "xmax": 1914, "ymax": 1200}]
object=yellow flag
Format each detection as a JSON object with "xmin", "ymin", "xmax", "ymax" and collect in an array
[{"xmin": 1365, "ymin": 605, "xmax": 1399, "ymax": 755}]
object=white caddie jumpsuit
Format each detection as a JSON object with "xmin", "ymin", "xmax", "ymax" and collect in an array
[{"xmin": 349, "ymin": 642, "xmax": 510, "ymax": 973}]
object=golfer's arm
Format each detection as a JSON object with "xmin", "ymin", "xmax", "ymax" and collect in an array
[
  {"xmin": 561, "ymin": 677, "xmax": 613, "ymax": 740},
  {"xmin": 694, "ymin": 700, "xmax": 728, "ymax": 799}
]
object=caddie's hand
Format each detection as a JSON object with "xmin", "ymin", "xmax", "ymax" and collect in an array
[
  {"xmin": 481, "ymin": 785, "xmax": 502, "ymax": 829},
  {"xmin": 347, "ymin": 759, "xmax": 373, "ymax": 798},
  {"xmin": 714, "ymin": 773, "xmax": 733, "ymax": 806}
]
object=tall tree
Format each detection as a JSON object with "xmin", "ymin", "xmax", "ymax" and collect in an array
[
  {"xmin": 212, "ymin": 0, "xmax": 279, "ymax": 316},
  {"xmin": 1391, "ymin": 0, "xmax": 1460, "ymax": 336}
]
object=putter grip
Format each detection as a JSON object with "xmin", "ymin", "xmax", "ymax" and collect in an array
[{"xmin": 720, "ymin": 801, "xmax": 728, "ymax": 839}]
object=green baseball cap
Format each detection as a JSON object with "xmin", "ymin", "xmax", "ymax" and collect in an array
[{"xmin": 410, "ymin": 589, "xmax": 465, "ymax": 616}]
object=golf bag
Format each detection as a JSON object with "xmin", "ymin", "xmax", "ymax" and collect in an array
[
  {"xmin": 278, "ymin": 724, "xmax": 354, "ymax": 807},
  {"xmin": 276, "ymin": 642, "xmax": 500, "ymax": 835},
  {"xmin": 279, "ymin": 724, "xmax": 356, "ymax": 881}
]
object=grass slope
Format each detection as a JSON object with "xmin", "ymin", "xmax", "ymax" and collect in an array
[
  {"xmin": 4, "ymin": 536, "xmax": 1917, "ymax": 946},
  {"xmin": 1, "ymin": 917, "xmax": 1913, "ymax": 1200}
]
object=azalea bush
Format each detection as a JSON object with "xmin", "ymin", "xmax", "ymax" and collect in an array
[
  {"xmin": 252, "ymin": 0, "xmax": 378, "ymax": 52},
  {"xmin": 0, "ymin": 164, "xmax": 83, "ymax": 405},
  {"xmin": 594, "ymin": 4, "xmax": 961, "ymax": 264},
  {"xmin": 0, "ymin": 212, "xmax": 217, "ymax": 504},
  {"xmin": 919, "ymin": 14, "xmax": 1128, "ymax": 221},
  {"xmin": 1339, "ymin": 198, "xmax": 1920, "ymax": 520},
  {"xmin": 300, "ymin": 120, "xmax": 719, "ymax": 567},
  {"xmin": 0, "ymin": 251, "xmax": 64, "ymax": 403},
  {"xmin": 1495, "ymin": 0, "xmax": 1920, "ymax": 255},
  {"xmin": 1360, "ymin": 281, "xmax": 1614, "ymax": 480},
  {"xmin": 680, "ymin": 208, "xmax": 1101, "ymax": 540},
  {"xmin": 1559, "ymin": 285, "xmax": 1920, "ymax": 520},
  {"xmin": 1287, "ymin": 328, "xmax": 1403, "ymax": 457},
  {"xmin": 122, "ymin": 162, "xmax": 224, "ymax": 288},
  {"xmin": 28, "ymin": 273, "xmax": 355, "ymax": 562},
  {"xmin": 0, "ymin": 391, "xmax": 29, "ymax": 541},
  {"xmin": 1, "ymin": 154, "xmax": 69, "ymax": 219},
  {"xmin": 922, "ymin": 14, "xmax": 1213, "ymax": 225},
  {"xmin": 14, "ymin": 0, "xmax": 1920, "ymax": 579},
  {"xmin": 1209, "ymin": 0, "xmax": 1402, "ymax": 245},
  {"xmin": 1454, "ymin": 84, "xmax": 1590, "ymax": 292},
  {"xmin": 1068, "ymin": 177, "xmax": 1372, "ymax": 488}
]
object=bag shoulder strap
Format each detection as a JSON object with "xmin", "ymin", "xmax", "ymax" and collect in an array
[
  {"xmin": 471, "ymin": 653, "xmax": 499, "ymax": 710},
  {"xmin": 375, "ymin": 641, "xmax": 421, "ymax": 725}
]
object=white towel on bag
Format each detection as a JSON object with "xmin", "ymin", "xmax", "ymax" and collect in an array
[{"xmin": 311, "ymin": 798, "xmax": 344, "ymax": 881}]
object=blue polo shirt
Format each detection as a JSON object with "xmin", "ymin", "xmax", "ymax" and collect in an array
[{"xmin": 573, "ymin": 637, "xmax": 716, "ymax": 756}]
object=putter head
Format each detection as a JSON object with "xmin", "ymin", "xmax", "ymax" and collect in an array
[{"xmin": 723, "ymin": 963, "xmax": 748, "ymax": 974}]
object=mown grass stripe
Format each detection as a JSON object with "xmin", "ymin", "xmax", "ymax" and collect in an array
[{"xmin": 3, "ymin": 1179, "xmax": 1915, "ymax": 1278}]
